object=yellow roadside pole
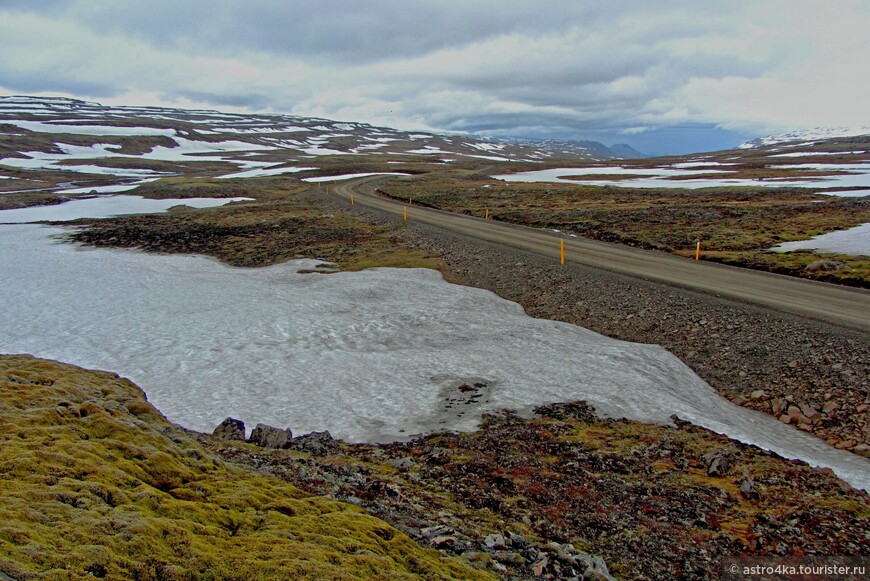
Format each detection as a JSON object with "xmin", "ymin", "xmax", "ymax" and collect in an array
[
  {"xmin": 695, "ymin": 240, "xmax": 701, "ymax": 260},
  {"xmin": 350, "ymin": 195, "xmax": 354, "ymax": 205},
  {"xmin": 485, "ymin": 209, "xmax": 489, "ymax": 219},
  {"xmin": 560, "ymin": 239, "xmax": 565, "ymax": 265},
  {"xmin": 403, "ymin": 206, "xmax": 407, "ymax": 221}
]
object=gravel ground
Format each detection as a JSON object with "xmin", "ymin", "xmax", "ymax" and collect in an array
[{"xmin": 328, "ymin": 189, "xmax": 870, "ymax": 454}]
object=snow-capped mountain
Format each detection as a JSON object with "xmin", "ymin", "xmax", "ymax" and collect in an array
[{"xmin": 739, "ymin": 126, "xmax": 870, "ymax": 149}]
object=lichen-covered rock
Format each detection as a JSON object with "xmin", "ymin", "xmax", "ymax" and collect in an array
[
  {"xmin": 248, "ymin": 423, "xmax": 292, "ymax": 448},
  {"xmin": 212, "ymin": 417, "xmax": 246, "ymax": 440}
]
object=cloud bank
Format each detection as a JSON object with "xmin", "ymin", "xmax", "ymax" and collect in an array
[{"xmin": 1, "ymin": 1, "xmax": 868, "ymax": 153}]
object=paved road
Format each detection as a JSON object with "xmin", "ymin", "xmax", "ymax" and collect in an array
[{"xmin": 331, "ymin": 176, "xmax": 870, "ymax": 333}]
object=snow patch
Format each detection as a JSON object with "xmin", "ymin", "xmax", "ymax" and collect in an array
[{"xmin": 0, "ymin": 227, "xmax": 866, "ymax": 489}]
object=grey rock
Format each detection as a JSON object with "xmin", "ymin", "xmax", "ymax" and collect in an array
[
  {"xmin": 248, "ymin": 423, "xmax": 292, "ymax": 448},
  {"xmin": 804, "ymin": 260, "xmax": 851, "ymax": 273},
  {"xmin": 507, "ymin": 531, "xmax": 529, "ymax": 548},
  {"xmin": 212, "ymin": 417, "xmax": 246, "ymax": 441},
  {"xmin": 292, "ymin": 430, "xmax": 338, "ymax": 455},
  {"xmin": 483, "ymin": 533, "xmax": 507, "ymax": 550},
  {"xmin": 387, "ymin": 457, "xmax": 415, "ymax": 470},
  {"xmin": 740, "ymin": 478, "xmax": 760, "ymax": 501},
  {"xmin": 703, "ymin": 450, "xmax": 734, "ymax": 477},
  {"xmin": 421, "ymin": 525, "xmax": 452, "ymax": 539}
]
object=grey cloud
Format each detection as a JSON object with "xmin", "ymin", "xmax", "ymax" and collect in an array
[
  {"xmin": 3, "ymin": 0, "xmax": 865, "ymax": 153},
  {"xmin": 55, "ymin": 1, "xmax": 646, "ymax": 64},
  {"xmin": 0, "ymin": 70, "xmax": 119, "ymax": 99},
  {"xmin": 170, "ymin": 90, "xmax": 273, "ymax": 110}
]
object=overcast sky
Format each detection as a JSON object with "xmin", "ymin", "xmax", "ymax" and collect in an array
[{"xmin": 1, "ymin": 1, "xmax": 868, "ymax": 154}]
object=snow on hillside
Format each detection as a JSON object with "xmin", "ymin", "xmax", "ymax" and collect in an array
[
  {"xmin": 0, "ymin": 96, "xmax": 616, "ymax": 196},
  {"xmin": 740, "ymin": 126, "xmax": 870, "ymax": 149}
]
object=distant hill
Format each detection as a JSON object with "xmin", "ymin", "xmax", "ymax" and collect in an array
[
  {"xmin": 607, "ymin": 143, "xmax": 647, "ymax": 158},
  {"xmin": 0, "ymin": 96, "xmax": 617, "ymax": 175},
  {"xmin": 739, "ymin": 126, "xmax": 870, "ymax": 149}
]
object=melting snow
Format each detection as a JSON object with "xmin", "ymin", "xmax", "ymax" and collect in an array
[
  {"xmin": 0, "ymin": 224, "xmax": 866, "ymax": 488},
  {"xmin": 771, "ymin": 223, "xmax": 870, "ymax": 256},
  {"xmin": 495, "ymin": 164, "xmax": 870, "ymax": 189},
  {"xmin": 301, "ymin": 172, "xmax": 410, "ymax": 183},
  {"xmin": 0, "ymin": 196, "xmax": 252, "ymax": 223},
  {"xmin": 0, "ymin": 119, "xmax": 177, "ymax": 137},
  {"xmin": 216, "ymin": 166, "xmax": 318, "ymax": 179}
]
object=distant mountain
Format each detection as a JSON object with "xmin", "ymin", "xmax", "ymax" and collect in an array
[
  {"xmin": 739, "ymin": 126, "xmax": 870, "ymax": 149},
  {"xmin": 607, "ymin": 143, "xmax": 647, "ymax": 159}
]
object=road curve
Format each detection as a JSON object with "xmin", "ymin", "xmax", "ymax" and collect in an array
[{"xmin": 330, "ymin": 176, "xmax": 870, "ymax": 333}]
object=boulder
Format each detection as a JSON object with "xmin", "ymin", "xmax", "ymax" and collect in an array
[
  {"xmin": 248, "ymin": 423, "xmax": 292, "ymax": 448},
  {"xmin": 212, "ymin": 417, "xmax": 246, "ymax": 441},
  {"xmin": 292, "ymin": 430, "xmax": 338, "ymax": 455}
]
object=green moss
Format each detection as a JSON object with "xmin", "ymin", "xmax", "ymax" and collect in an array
[{"xmin": 0, "ymin": 355, "xmax": 491, "ymax": 580}]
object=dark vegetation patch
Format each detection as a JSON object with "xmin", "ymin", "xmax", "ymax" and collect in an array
[{"xmin": 63, "ymin": 184, "xmax": 448, "ymax": 273}]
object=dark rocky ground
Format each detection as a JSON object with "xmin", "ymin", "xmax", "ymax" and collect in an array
[{"xmin": 199, "ymin": 403, "xmax": 869, "ymax": 580}]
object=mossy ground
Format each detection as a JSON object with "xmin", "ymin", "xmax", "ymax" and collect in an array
[
  {"xmin": 0, "ymin": 355, "xmax": 490, "ymax": 580},
  {"xmin": 379, "ymin": 175, "xmax": 870, "ymax": 286}
]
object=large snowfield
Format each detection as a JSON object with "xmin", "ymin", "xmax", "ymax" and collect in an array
[{"xmin": 0, "ymin": 218, "xmax": 867, "ymax": 489}]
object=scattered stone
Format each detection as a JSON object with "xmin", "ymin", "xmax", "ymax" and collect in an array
[
  {"xmin": 425, "ymin": 447, "xmax": 452, "ymax": 465},
  {"xmin": 750, "ymin": 390, "xmax": 767, "ymax": 400},
  {"xmin": 491, "ymin": 561, "xmax": 508, "ymax": 574},
  {"xmin": 532, "ymin": 556, "xmax": 548, "ymax": 577},
  {"xmin": 799, "ymin": 403, "xmax": 819, "ymax": 420},
  {"xmin": 431, "ymin": 535, "xmax": 458, "ymax": 549},
  {"xmin": 732, "ymin": 394, "xmax": 749, "ymax": 406},
  {"xmin": 770, "ymin": 398, "xmax": 786, "ymax": 414},
  {"xmin": 787, "ymin": 360, "xmax": 799, "ymax": 368},
  {"xmin": 421, "ymin": 525, "xmax": 452, "ymax": 539},
  {"xmin": 574, "ymin": 553, "xmax": 615, "ymax": 580},
  {"xmin": 804, "ymin": 260, "xmax": 851, "ymax": 273},
  {"xmin": 248, "ymin": 423, "xmax": 292, "ymax": 449},
  {"xmin": 212, "ymin": 417, "xmax": 246, "ymax": 441},
  {"xmin": 853, "ymin": 444, "xmax": 870, "ymax": 458}
]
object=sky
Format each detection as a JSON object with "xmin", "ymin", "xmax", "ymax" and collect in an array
[{"xmin": 1, "ymin": 1, "xmax": 868, "ymax": 155}]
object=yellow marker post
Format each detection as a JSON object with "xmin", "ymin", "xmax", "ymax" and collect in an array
[
  {"xmin": 560, "ymin": 239, "xmax": 565, "ymax": 265},
  {"xmin": 485, "ymin": 209, "xmax": 489, "ymax": 219},
  {"xmin": 695, "ymin": 240, "xmax": 701, "ymax": 260},
  {"xmin": 403, "ymin": 206, "xmax": 407, "ymax": 221},
  {"xmin": 350, "ymin": 195, "xmax": 355, "ymax": 205}
]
